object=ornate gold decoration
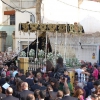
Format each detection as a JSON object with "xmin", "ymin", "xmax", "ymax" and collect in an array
[
  {"xmin": 69, "ymin": 24, "xmax": 74, "ymax": 33},
  {"xmin": 20, "ymin": 23, "xmax": 84, "ymax": 34},
  {"xmin": 74, "ymin": 23, "xmax": 78, "ymax": 33},
  {"xmin": 47, "ymin": 24, "xmax": 56, "ymax": 32},
  {"xmin": 39, "ymin": 24, "xmax": 47, "ymax": 31},
  {"xmin": 21, "ymin": 23, "xmax": 29, "ymax": 32},
  {"xmin": 58, "ymin": 24, "xmax": 66, "ymax": 33},
  {"xmin": 30, "ymin": 24, "xmax": 38, "ymax": 32},
  {"xmin": 78, "ymin": 25, "xmax": 83, "ymax": 33}
]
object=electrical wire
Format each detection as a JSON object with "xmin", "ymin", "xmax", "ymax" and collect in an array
[
  {"xmin": 57, "ymin": 0, "xmax": 100, "ymax": 13},
  {"xmin": 10, "ymin": 0, "xmax": 19, "ymax": 9},
  {"xmin": 2, "ymin": 17, "xmax": 10, "ymax": 24},
  {"xmin": 10, "ymin": 0, "xmax": 36, "ymax": 9},
  {"xmin": 1, "ymin": 0, "xmax": 35, "ymax": 23}
]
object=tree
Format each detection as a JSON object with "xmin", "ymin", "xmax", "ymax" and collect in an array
[{"xmin": 36, "ymin": 0, "xmax": 42, "ymax": 24}]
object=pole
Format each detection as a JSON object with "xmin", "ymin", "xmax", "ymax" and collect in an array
[
  {"xmin": 64, "ymin": 23, "xmax": 67, "ymax": 64},
  {"xmin": 19, "ymin": 23, "xmax": 21, "ymax": 53},
  {"xmin": 55, "ymin": 29, "xmax": 57, "ymax": 59},
  {"xmin": 27, "ymin": 28, "xmax": 30, "ymax": 57},
  {"xmin": 36, "ymin": 31, "xmax": 38, "ymax": 60},
  {"xmin": 45, "ymin": 30, "xmax": 48, "ymax": 61},
  {"xmin": 78, "ymin": 36, "xmax": 81, "ymax": 59}
]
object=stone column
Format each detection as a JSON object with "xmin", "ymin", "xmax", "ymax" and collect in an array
[
  {"xmin": 12, "ymin": 31, "xmax": 15, "ymax": 51},
  {"xmin": 0, "ymin": 31, "xmax": 7, "ymax": 52}
]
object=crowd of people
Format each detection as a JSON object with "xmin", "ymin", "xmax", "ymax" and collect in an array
[{"xmin": 0, "ymin": 53, "xmax": 100, "ymax": 100}]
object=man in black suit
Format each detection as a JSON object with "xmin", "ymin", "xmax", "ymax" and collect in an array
[
  {"xmin": 2, "ymin": 87, "xmax": 18, "ymax": 100},
  {"xmin": 0, "ymin": 72, "xmax": 6, "ymax": 94},
  {"xmin": 31, "ymin": 79, "xmax": 46, "ymax": 91},
  {"xmin": 0, "ymin": 72, "xmax": 6, "ymax": 86},
  {"xmin": 61, "ymin": 87, "xmax": 78, "ymax": 100},
  {"xmin": 46, "ymin": 85, "xmax": 57, "ymax": 100},
  {"xmin": 25, "ymin": 72, "xmax": 34, "ymax": 87},
  {"xmin": 19, "ymin": 82, "xmax": 33, "ymax": 100},
  {"xmin": 18, "ymin": 69, "xmax": 26, "ymax": 81}
]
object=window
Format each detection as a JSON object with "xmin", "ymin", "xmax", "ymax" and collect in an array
[
  {"xmin": 30, "ymin": 14, "xmax": 35, "ymax": 23},
  {"xmin": 10, "ymin": 15, "xmax": 15, "ymax": 25}
]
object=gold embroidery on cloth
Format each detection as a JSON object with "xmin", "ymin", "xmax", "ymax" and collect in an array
[
  {"xmin": 58, "ymin": 24, "xmax": 66, "ymax": 33},
  {"xmin": 69, "ymin": 24, "xmax": 74, "ymax": 33},
  {"xmin": 39, "ymin": 24, "xmax": 47, "ymax": 31},
  {"xmin": 22, "ymin": 23, "xmax": 29, "ymax": 32},
  {"xmin": 74, "ymin": 23, "xmax": 78, "ymax": 34},
  {"xmin": 78, "ymin": 25, "xmax": 83, "ymax": 33},
  {"xmin": 47, "ymin": 24, "xmax": 56, "ymax": 32},
  {"xmin": 30, "ymin": 24, "xmax": 38, "ymax": 32}
]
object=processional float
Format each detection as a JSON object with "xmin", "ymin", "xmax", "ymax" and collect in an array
[
  {"xmin": 19, "ymin": 22, "xmax": 84, "ymax": 60},
  {"xmin": 4, "ymin": 22, "xmax": 84, "ymax": 73}
]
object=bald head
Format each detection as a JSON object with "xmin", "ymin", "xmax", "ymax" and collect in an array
[
  {"xmin": 21, "ymin": 82, "xmax": 29, "ymax": 90},
  {"xmin": 57, "ymin": 90, "xmax": 63, "ymax": 97},
  {"xmin": 26, "ymin": 94, "xmax": 35, "ymax": 100},
  {"xmin": 6, "ymin": 87, "xmax": 13, "ymax": 95}
]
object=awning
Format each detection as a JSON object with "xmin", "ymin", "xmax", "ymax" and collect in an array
[{"xmin": 4, "ymin": 10, "xmax": 15, "ymax": 15}]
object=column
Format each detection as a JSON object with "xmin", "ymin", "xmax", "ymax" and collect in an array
[
  {"xmin": 0, "ymin": 31, "xmax": 7, "ymax": 52},
  {"xmin": 12, "ymin": 31, "xmax": 15, "ymax": 51}
]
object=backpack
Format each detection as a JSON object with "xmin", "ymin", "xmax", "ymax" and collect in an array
[{"xmin": 54, "ymin": 64, "xmax": 67, "ymax": 79}]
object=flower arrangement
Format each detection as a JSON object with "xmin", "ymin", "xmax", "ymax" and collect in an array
[
  {"xmin": 47, "ymin": 52, "xmax": 54, "ymax": 60},
  {"xmin": 38, "ymin": 50, "xmax": 45, "ymax": 58},
  {"xmin": 66, "ymin": 57, "xmax": 81, "ymax": 67},
  {"xmin": 29, "ymin": 49, "xmax": 35, "ymax": 57},
  {"xmin": 20, "ymin": 51, "xmax": 26, "ymax": 57}
]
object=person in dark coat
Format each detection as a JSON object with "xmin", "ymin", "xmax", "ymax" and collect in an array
[
  {"xmin": 2, "ymin": 87, "xmax": 18, "ymax": 100},
  {"xmin": 31, "ymin": 79, "xmax": 46, "ymax": 91},
  {"xmin": 13, "ymin": 81, "xmax": 23, "ymax": 98},
  {"xmin": 18, "ymin": 69, "xmax": 26, "ymax": 81},
  {"xmin": 45, "ymin": 85, "xmax": 57, "ymax": 100},
  {"xmin": 54, "ymin": 57, "xmax": 67, "ymax": 79},
  {"xmin": 0, "ymin": 72, "xmax": 6, "ymax": 94},
  {"xmin": 61, "ymin": 87, "xmax": 78, "ymax": 100},
  {"xmin": 19, "ymin": 82, "xmax": 33, "ymax": 100},
  {"xmin": 25, "ymin": 72, "xmax": 34, "ymax": 87},
  {"xmin": 0, "ymin": 72, "xmax": 6, "ymax": 86}
]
